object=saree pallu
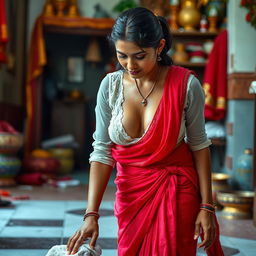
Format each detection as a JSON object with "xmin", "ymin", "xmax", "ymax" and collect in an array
[{"xmin": 112, "ymin": 66, "xmax": 224, "ymax": 256}]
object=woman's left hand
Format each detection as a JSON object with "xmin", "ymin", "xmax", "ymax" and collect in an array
[{"xmin": 194, "ymin": 210, "xmax": 216, "ymax": 250}]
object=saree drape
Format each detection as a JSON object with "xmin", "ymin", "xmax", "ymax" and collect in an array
[{"xmin": 112, "ymin": 66, "xmax": 224, "ymax": 256}]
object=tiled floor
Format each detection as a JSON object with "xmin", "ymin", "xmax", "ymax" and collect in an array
[{"xmin": 0, "ymin": 170, "xmax": 256, "ymax": 256}]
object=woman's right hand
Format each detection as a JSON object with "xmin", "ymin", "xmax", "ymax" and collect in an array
[{"xmin": 66, "ymin": 216, "xmax": 99, "ymax": 255}]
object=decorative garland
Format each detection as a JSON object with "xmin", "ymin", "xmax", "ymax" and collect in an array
[{"xmin": 240, "ymin": 0, "xmax": 256, "ymax": 29}]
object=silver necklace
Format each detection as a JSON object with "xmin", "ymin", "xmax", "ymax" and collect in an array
[{"xmin": 134, "ymin": 69, "xmax": 160, "ymax": 106}]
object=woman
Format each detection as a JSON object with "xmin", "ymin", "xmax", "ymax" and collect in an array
[{"xmin": 67, "ymin": 7, "xmax": 224, "ymax": 256}]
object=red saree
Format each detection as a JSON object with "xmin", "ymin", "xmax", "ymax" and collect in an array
[{"xmin": 111, "ymin": 66, "xmax": 224, "ymax": 256}]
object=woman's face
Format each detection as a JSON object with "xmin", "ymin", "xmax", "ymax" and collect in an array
[{"xmin": 115, "ymin": 40, "xmax": 159, "ymax": 79}]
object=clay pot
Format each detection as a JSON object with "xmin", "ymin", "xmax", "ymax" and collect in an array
[
  {"xmin": 48, "ymin": 148, "xmax": 74, "ymax": 174},
  {"xmin": 22, "ymin": 157, "xmax": 60, "ymax": 174},
  {"xmin": 0, "ymin": 154, "xmax": 21, "ymax": 186},
  {"xmin": 0, "ymin": 133, "xmax": 23, "ymax": 154}
]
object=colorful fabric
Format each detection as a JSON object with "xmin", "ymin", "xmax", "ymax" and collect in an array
[
  {"xmin": 25, "ymin": 16, "xmax": 46, "ymax": 154},
  {"xmin": 112, "ymin": 66, "xmax": 224, "ymax": 255},
  {"xmin": 0, "ymin": 0, "xmax": 8, "ymax": 63},
  {"xmin": 203, "ymin": 30, "xmax": 228, "ymax": 121}
]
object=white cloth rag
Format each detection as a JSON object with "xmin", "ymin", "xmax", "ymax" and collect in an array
[{"xmin": 45, "ymin": 244, "xmax": 102, "ymax": 256}]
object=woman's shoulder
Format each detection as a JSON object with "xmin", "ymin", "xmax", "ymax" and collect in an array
[
  {"xmin": 106, "ymin": 69, "xmax": 123, "ymax": 81},
  {"xmin": 99, "ymin": 70, "xmax": 123, "ymax": 90}
]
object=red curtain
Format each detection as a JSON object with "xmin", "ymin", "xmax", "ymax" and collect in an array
[{"xmin": 0, "ymin": 0, "xmax": 8, "ymax": 63}]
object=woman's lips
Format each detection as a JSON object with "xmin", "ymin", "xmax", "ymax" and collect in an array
[{"xmin": 129, "ymin": 70, "xmax": 140, "ymax": 75}]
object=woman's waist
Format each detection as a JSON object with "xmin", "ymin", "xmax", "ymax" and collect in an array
[{"xmin": 116, "ymin": 161, "xmax": 194, "ymax": 177}]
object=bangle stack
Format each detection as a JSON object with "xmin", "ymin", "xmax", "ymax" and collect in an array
[
  {"xmin": 83, "ymin": 210, "xmax": 100, "ymax": 221},
  {"xmin": 200, "ymin": 203, "xmax": 215, "ymax": 214}
]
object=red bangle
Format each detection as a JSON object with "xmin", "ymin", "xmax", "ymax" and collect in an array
[
  {"xmin": 200, "ymin": 207, "xmax": 215, "ymax": 214},
  {"xmin": 83, "ymin": 211, "xmax": 100, "ymax": 221}
]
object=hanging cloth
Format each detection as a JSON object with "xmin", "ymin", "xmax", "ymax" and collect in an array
[
  {"xmin": 203, "ymin": 30, "xmax": 228, "ymax": 120},
  {"xmin": 25, "ymin": 16, "xmax": 47, "ymax": 154},
  {"xmin": 0, "ymin": 0, "xmax": 8, "ymax": 63}
]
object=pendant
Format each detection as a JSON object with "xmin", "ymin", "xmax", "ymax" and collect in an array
[{"xmin": 141, "ymin": 99, "xmax": 147, "ymax": 106}]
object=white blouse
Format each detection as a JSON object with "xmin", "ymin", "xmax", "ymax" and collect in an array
[{"xmin": 89, "ymin": 69, "xmax": 211, "ymax": 167}]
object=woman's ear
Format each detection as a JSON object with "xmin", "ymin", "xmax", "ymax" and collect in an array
[{"xmin": 157, "ymin": 39, "xmax": 166, "ymax": 55}]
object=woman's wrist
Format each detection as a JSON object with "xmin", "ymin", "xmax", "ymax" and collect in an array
[
  {"xmin": 83, "ymin": 210, "xmax": 100, "ymax": 221},
  {"xmin": 200, "ymin": 203, "xmax": 215, "ymax": 214}
]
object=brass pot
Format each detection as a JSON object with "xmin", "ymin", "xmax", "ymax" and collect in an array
[
  {"xmin": 173, "ymin": 43, "xmax": 189, "ymax": 63},
  {"xmin": 212, "ymin": 173, "xmax": 230, "ymax": 209},
  {"xmin": 53, "ymin": 0, "xmax": 68, "ymax": 17},
  {"xmin": 178, "ymin": 0, "xmax": 201, "ymax": 31},
  {"xmin": 217, "ymin": 191, "xmax": 255, "ymax": 219}
]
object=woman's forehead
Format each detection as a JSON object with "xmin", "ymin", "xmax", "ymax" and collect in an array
[{"xmin": 115, "ymin": 40, "xmax": 151, "ymax": 54}]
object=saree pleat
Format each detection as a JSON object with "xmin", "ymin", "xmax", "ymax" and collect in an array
[{"xmin": 112, "ymin": 66, "xmax": 224, "ymax": 256}]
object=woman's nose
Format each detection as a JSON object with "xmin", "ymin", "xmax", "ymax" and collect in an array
[{"xmin": 127, "ymin": 58, "xmax": 137, "ymax": 70}]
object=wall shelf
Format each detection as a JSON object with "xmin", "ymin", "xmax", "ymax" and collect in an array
[
  {"xmin": 43, "ymin": 16, "xmax": 114, "ymax": 36},
  {"xmin": 174, "ymin": 61, "xmax": 206, "ymax": 68},
  {"xmin": 42, "ymin": 17, "xmax": 219, "ymax": 38},
  {"xmin": 171, "ymin": 30, "xmax": 218, "ymax": 38}
]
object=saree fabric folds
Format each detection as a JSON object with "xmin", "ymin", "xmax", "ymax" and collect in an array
[{"xmin": 111, "ymin": 66, "xmax": 224, "ymax": 256}]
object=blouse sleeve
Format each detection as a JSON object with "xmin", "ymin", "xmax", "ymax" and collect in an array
[
  {"xmin": 185, "ymin": 75, "xmax": 212, "ymax": 151},
  {"xmin": 89, "ymin": 74, "xmax": 115, "ymax": 167}
]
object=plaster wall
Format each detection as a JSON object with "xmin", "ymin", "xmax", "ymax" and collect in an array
[
  {"xmin": 228, "ymin": 0, "xmax": 256, "ymax": 73},
  {"xmin": 226, "ymin": 0, "xmax": 255, "ymax": 189},
  {"xmin": 226, "ymin": 100, "xmax": 254, "ymax": 187}
]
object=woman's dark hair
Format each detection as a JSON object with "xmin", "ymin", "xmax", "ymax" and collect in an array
[{"xmin": 109, "ymin": 7, "xmax": 173, "ymax": 66}]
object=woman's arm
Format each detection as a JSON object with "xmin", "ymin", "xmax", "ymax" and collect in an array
[
  {"xmin": 184, "ymin": 76, "xmax": 216, "ymax": 250},
  {"xmin": 67, "ymin": 161, "xmax": 112, "ymax": 255},
  {"xmin": 192, "ymin": 147, "xmax": 216, "ymax": 250},
  {"xmin": 67, "ymin": 74, "xmax": 114, "ymax": 255},
  {"xmin": 192, "ymin": 147, "xmax": 213, "ymax": 204},
  {"xmin": 87, "ymin": 161, "xmax": 113, "ymax": 212}
]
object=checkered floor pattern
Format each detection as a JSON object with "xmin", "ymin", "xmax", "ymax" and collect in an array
[{"xmin": 0, "ymin": 200, "xmax": 256, "ymax": 256}]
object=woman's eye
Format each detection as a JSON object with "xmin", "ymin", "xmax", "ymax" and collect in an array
[
  {"xmin": 136, "ymin": 55, "xmax": 145, "ymax": 60},
  {"xmin": 118, "ymin": 55, "xmax": 127, "ymax": 59}
]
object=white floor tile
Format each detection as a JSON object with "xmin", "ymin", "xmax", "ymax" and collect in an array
[
  {"xmin": 0, "ymin": 249, "xmax": 48, "ymax": 256},
  {"xmin": 66, "ymin": 201, "xmax": 86, "ymax": 211},
  {"xmin": 66, "ymin": 201, "xmax": 114, "ymax": 211},
  {"xmin": 0, "ymin": 209, "xmax": 15, "ymax": 219},
  {"xmin": 100, "ymin": 201, "xmax": 115, "ymax": 209},
  {"xmin": 0, "ymin": 219, "xmax": 10, "ymax": 233},
  {"xmin": 101, "ymin": 249, "xmax": 117, "ymax": 256},
  {"xmin": 63, "ymin": 214, "xmax": 84, "ymax": 237},
  {"xmin": 98, "ymin": 216, "xmax": 118, "ymax": 238},
  {"xmin": 220, "ymin": 235, "xmax": 255, "ymax": 256},
  {"xmin": 0, "ymin": 226, "xmax": 63, "ymax": 238},
  {"xmin": 230, "ymin": 237, "xmax": 256, "ymax": 256},
  {"xmin": 11, "ymin": 201, "xmax": 66, "ymax": 220}
]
